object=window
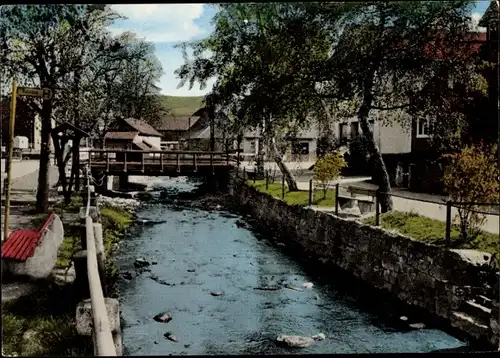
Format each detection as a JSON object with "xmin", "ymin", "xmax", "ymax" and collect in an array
[
  {"xmin": 350, "ymin": 121, "xmax": 359, "ymax": 138},
  {"xmin": 291, "ymin": 141, "xmax": 309, "ymax": 155},
  {"xmin": 339, "ymin": 123, "xmax": 348, "ymax": 145},
  {"xmin": 249, "ymin": 140, "xmax": 256, "ymax": 154},
  {"xmin": 416, "ymin": 118, "xmax": 431, "ymax": 138}
]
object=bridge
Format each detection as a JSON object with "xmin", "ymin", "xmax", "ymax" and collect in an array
[{"xmin": 87, "ymin": 149, "xmax": 237, "ymax": 177}]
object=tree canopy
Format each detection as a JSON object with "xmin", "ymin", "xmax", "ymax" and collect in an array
[{"xmin": 176, "ymin": 1, "xmax": 484, "ymax": 212}]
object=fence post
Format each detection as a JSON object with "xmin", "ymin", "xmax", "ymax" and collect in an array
[
  {"xmin": 266, "ymin": 170, "xmax": 269, "ymax": 190},
  {"xmin": 282, "ymin": 175, "xmax": 285, "ymax": 200},
  {"xmin": 375, "ymin": 189, "xmax": 380, "ymax": 226},
  {"xmin": 445, "ymin": 201, "xmax": 452, "ymax": 246},
  {"xmin": 309, "ymin": 179, "xmax": 313, "ymax": 206},
  {"xmin": 243, "ymin": 167, "xmax": 246, "ymax": 181},
  {"xmin": 335, "ymin": 183, "xmax": 339, "ymax": 215}
]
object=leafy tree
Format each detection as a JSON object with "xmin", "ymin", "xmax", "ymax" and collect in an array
[
  {"xmin": 309, "ymin": 1, "xmax": 478, "ymax": 212},
  {"xmin": 175, "ymin": 3, "xmax": 333, "ymax": 190},
  {"xmin": 314, "ymin": 152, "xmax": 347, "ymax": 199},
  {"xmin": 443, "ymin": 142, "xmax": 499, "ymax": 243},
  {"xmin": 1, "ymin": 5, "xmax": 164, "ymax": 208}
]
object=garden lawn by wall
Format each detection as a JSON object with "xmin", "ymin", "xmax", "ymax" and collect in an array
[{"xmin": 228, "ymin": 176, "xmax": 500, "ymax": 349}]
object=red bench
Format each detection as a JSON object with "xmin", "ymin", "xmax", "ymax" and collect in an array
[{"xmin": 2, "ymin": 212, "xmax": 56, "ymax": 262}]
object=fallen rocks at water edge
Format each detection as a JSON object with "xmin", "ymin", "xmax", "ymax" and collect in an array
[
  {"xmin": 211, "ymin": 291, "xmax": 224, "ymax": 296},
  {"xmin": 153, "ymin": 312, "xmax": 173, "ymax": 323},
  {"xmin": 408, "ymin": 323, "xmax": 426, "ymax": 330},
  {"xmin": 303, "ymin": 282, "xmax": 314, "ymax": 289}
]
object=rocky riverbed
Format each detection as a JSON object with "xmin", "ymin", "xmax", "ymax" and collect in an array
[{"xmin": 113, "ymin": 177, "xmax": 473, "ymax": 355}]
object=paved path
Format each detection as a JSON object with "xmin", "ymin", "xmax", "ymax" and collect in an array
[
  {"xmin": 1, "ymin": 159, "xmax": 59, "ymax": 192},
  {"xmin": 296, "ymin": 180, "xmax": 499, "ymax": 235}
]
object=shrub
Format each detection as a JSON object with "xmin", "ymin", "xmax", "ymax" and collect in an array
[
  {"xmin": 442, "ymin": 142, "xmax": 499, "ymax": 243},
  {"xmin": 314, "ymin": 152, "xmax": 347, "ymax": 199}
]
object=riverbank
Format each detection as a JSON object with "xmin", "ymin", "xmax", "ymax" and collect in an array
[
  {"xmin": 1, "ymin": 193, "xmax": 139, "ymax": 357},
  {"xmin": 228, "ymin": 176, "xmax": 499, "ymax": 350}
]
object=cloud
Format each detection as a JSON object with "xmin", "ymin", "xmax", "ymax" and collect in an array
[
  {"xmin": 470, "ymin": 12, "xmax": 486, "ymax": 32},
  {"xmin": 109, "ymin": 4, "xmax": 207, "ymax": 43}
]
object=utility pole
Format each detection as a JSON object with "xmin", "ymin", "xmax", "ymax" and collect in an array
[{"xmin": 3, "ymin": 78, "xmax": 18, "ymax": 241}]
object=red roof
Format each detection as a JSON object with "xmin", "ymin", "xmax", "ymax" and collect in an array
[{"xmin": 2, "ymin": 212, "xmax": 55, "ymax": 262}]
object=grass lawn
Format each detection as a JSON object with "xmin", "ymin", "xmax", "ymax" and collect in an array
[
  {"xmin": 363, "ymin": 211, "xmax": 499, "ymax": 264},
  {"xmin": 159, "ymin": 95, "xmax": 205, "ymax": 116},
  {"xmin": 2, "ymin": 197, "xmax": 134, "ymax": 356},
  {"xmin": 247, "ymin": 180, "xmax": 336, "ymax": 207}
]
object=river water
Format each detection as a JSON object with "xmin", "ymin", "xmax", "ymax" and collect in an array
[{"xmin": 115, "ymin": 177, "xmax": 470, "ymax": 355}]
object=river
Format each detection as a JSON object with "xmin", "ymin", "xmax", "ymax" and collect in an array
[{"xmin": 115, "ymin": 177, "xmax": 471, "ymax": 355}]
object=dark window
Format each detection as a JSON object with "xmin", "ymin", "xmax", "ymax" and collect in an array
[
  {"xmin": 350, "ymin": 121, "xmax": 359, "ymax": 138},
  {"xmin": 339, "ymin": 123, "xmax": 348, "ymax": 145},
  {"xmin": 292, "ymin": 141, "xmax": 309, "ymax": 155}
]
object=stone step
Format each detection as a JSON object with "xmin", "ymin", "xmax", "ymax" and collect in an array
[
  {"xmin": 461, "ymin": 300, "xmax": 493, "ymax": 322},
  {"xmin": 451, "ymin": 311, "xmax": 490, "ymax": 341},
  {"xmin": 475, "ymin": 295, "xmax": 494, "ymax": 310}
]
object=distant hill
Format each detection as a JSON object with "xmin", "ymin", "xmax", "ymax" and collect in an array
[{"xmin": 159, "ymin": 95, "xmax": 205, "ymax": 116}]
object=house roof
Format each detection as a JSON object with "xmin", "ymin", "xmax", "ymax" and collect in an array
[
  {"xmin": 479, "ymin": 0, "xmax": 499, "ymax": 27},
  {"xmin": 104, "ymin": 131, "xmax": 138, "ymax": 140},
  {"xmin": 124, "ymin": 118, "xmax": 162, "ymax": 137},
  {"xmin": 157, "ymin": 115, "xmax": 199, "ymax": 131},
  {"xmin": 1, "ymin": 212, "xmax": 56, "ymax": 262}
]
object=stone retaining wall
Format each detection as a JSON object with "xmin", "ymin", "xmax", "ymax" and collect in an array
[{"xmin": 229, "ymin": 177, "xmax": 499, "ymax": 349}]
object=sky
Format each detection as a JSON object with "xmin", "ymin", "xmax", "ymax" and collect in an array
[{"xmin": 108, "ymin": 1, "xmax": 493, "ymax": 98}]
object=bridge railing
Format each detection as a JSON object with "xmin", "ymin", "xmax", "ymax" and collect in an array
[
  {"xmin": 85, "ymin": 149, "xmax": 237, "ymax": 172},
  {"xmin": 82, "ymin": 165, "xmax": 117, "ymax": 356}
]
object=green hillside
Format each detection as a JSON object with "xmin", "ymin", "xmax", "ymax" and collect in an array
[{"xmin": 159, "ymin": 95, "xmax": 205, "ymax": 116}]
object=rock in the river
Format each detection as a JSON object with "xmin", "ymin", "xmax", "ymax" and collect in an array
[
  {"xmin": 284, "ymin": 284, "xmax": 303, "ymax": 292},
  {"xmin": 276, "ymin": 335, "xmax": 314, "ymax": 348},
  {"xmin": 164, "ymin": 332, "xmax": 178, "ymax": 342},
  {"xmin": 187, "ymin": 269, "xmax": 196, "ymax": 272},
  {"xmin": 152, "ymin": 261, "xmax": 158, "ymax": 265},
  {"xmin": 303, "ymin": 282, "xmax": 314, "ymax": 289},
  {"xmin": 409, "ymin": 323, "xmax": 426, "ymax": 330},
  {"xmin": 153, "ymin": 312, "xmax": 172, "ymax": 323},
  {"xmin": 400, "ymin": 316, "xmax": 408, "ymax": 321},
  {"xmin": 311, "ymin": 333, "xmax": 326, "ymax": 341},
  {"xmin": 122, "ymin": 271, "xmax": 133, "ymax": 280},
  {"xmin": 134, "ymin": 258, "xmax": 150, "ymax": 268},
  {"xmin": 211, "ymin": 291, "xmax": 224, "ymax": 296}
]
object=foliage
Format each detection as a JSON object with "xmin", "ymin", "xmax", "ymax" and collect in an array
[
  {"xmin": 0, "ymin": 5, "xmax": 164, "ymax": 210},
  {"xmin": 100, "ymin": 205, "xmax": 133, "ymax": 231},
  {"xmin": 442, "ymin": 142, "xmax": 499, "ymax": 243},
  {"xmin": 314, "ymin": 152, "xmax": 347, "ymax": 198},
  {"xmin": 248, "ymin": 180, "xmax": 337, "ymax": 207},
  {"xmin": 345, "ymin": 135, "xmax": 374, "ymax": 175},
  {"xmin": 363, "ymin": 211, "xmax": 499, "ymax": 267}
]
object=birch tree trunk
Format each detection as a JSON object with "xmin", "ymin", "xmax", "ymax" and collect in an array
[
  {"xmin": 358, "ymin": 73, "xmax": 393, "ymax": 213},
  {"xmin": 271, "ymin": 136, "xmax": 299, "ymax": 191}
]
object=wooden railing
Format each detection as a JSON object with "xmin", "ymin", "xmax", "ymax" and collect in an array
[
  {"xmin": 85, "ymin": 149, "xmax": 237, "ymax": 174},
  {"xmin": 83, "ymin": 166, "xmax": 117, "ymax": 356}
]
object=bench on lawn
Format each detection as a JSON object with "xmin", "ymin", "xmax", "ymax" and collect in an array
[
  {"xmin": 336, "ymin": 185, "xmax": 378, "ymax": 214},
  {"xmin": 1, "ymin": 212, "xmax": 64, "ymax": 279}
]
